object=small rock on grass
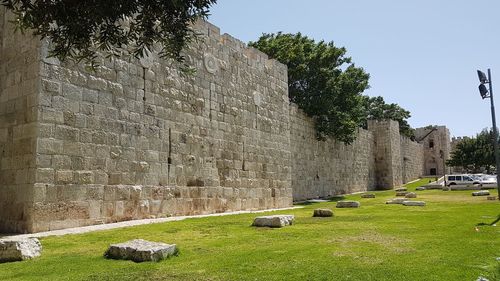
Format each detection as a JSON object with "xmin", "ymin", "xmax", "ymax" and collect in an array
[
  {"xmin": 386, "ymin": 198, "xmax": 407, "ymax": 204},
  {"xmin": 252, "ymin": 215, "xmax": 294, "ymax": 228},
  {"xmin": 405, "ymin": 192, "xmax": 417, "ymax": 198},
  {"xmin": 472, "ymin": 190, "xmax": 490, "ymax": 196},
  {"xmin": 313, "ymin": 209, "xmax": 334, "ymax": 217},
  {"xmin": 336, "ymin": 201, "xmax": 360, "ymax": 208},
  {"xmin": 416, "ymin": 187, "xmax": 426, "ymax": 191},
  {"xmin": 0, "ymin": 238, "xmax": 42, "ymax": 263},
  {"xmin": 402, "ymin": 201, "xmax": 426, "ymax": 206},
  {"xmin": 361, "ymin": 193, "xmax": 375, "ymax": 198},
  {"xmin": 395, "ymin": 187, "xmax": 407, "ymax": 192},
  {"xmin": 105, "ymin": 239, "xmax": 178, "ymax": 262}
]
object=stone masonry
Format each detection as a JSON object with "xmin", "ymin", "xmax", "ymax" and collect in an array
[{"xmin": 0, "ymin": 7, "xmax": 429, "ymax": 233}]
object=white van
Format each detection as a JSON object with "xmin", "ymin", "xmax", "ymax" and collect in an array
[{"xmin": 445, "ymin": 174, "xmax": 480, "ymax": 187}]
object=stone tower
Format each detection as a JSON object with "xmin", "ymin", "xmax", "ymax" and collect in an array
[{"xmin": 415, "ymin": 126, "xmax": 451, "ymax": 176}]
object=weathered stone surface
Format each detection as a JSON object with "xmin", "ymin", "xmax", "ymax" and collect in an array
[
  {"xmin": 395, "ymin": 187, "xmax": 407, "ymax": 192},
  {"xmin": 361, "ymin": 193, "xmax": 375, "ymax": 198},
  {"xmin": 405, "ymin": 192, "xmax": 417, "ymax": 198},
  {"xmin": 313, "ymin": 209, "xmax": 333, "ymax": 217},
  {"xmin": 476, "ymin": 277, "xmax": 489, "ymax": 281},
  {"xmin": 252, "ymin": 215, "xmax": 294, "ymax": 228},
  {"xmin": 336, "ymin": 201, "xmax": 360, "ymax": 208},
  {"xmin": 402, "ymin": 201, "xmax": 426, "ymax": 206},
  {"xmin": 487, "ymin": 196, "xmax": 498, "ymax": 201},
  {"xmin": 104, "ymin": 239, "xmax": 177, "ymax": 262},
  {"xmin": 0, "ymin": 238, "xmax": 42, "ymax": 263},
  {"xmin": 396, "ymin": 191, "xmax": 408, "ymax": 197},
  {"xmin": 472, "ymin": 190, "xmax": 490, "ymax": 196},
  {"xmin": 386, "ymin": 198, "xmax": 407, "ymax": 204},
  {"xmin": 415, "ymin": 187, "xmax": 426, "ymax": 191}
]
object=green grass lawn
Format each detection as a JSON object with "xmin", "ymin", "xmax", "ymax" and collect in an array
[{"xmin": 1, "ymin": 181, "xmax": 499, "ymax": 281}]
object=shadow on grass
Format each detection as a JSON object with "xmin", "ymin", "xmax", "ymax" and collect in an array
[
  {"xmin": 328, "ymin": 195, "xmax": 346, "ymax": 202},
  {"xmin": 476, "ymin": 214, "xmax": 500, "ymax": 226}
]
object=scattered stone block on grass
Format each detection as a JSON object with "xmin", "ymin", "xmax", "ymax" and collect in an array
[
  {"xmin": 386, "ymin": 198, "xmax": 407, "ymax": 204},
  {"xmin": 0, "ymin": 238, "xmax": 42, "ymax": 263},
  {"xmin": 416, "ymin": 187, "xmax": 426, "ymax": 191},
  {"xmin": 361, "ymin": 193, "xmax": 375, "ymax": 198},
  {"xmin": 336, "ymin": 201, "xmax": 360, "ymax": 208},
  {"xmin": 487, "ymin": 196, "xmax": 498, "ymax": 201},
  {"xmin": 472, "ymin": 190, "xmax": 490, "ymax": 196},
  {"xmin": 252, "ymin": 215, "xmax": 294, "ymax": 228},
  {"xmin": 396, "ymin": 191, "xmax": 408, "ymax": 197},
  {"xmin": 395, "ymin": 187, "xmax": 407, "ymax": 192},
  {"xmin": 405, "ymin": 192, "xmax": 417, "ymax": 198},
  {"xmin": 313, "ymin": 209, "xmax": 334, "ymax": 217},
  {"xmin": 402, "ymin": 201, "xmax": 426, "ymax": 206},
  {"xmin": 104, "ymin": 239, "xmax": 178, "ymax": 262}
]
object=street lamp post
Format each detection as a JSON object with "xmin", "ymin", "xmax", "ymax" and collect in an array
[{"xmin": 477, "ymin": 69, "xmax": 500, "ymax": 200}]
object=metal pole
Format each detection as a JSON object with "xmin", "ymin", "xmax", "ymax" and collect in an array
[{"xmin": 487, "ymin": 69, "xmax": 500, "ymax": 200}]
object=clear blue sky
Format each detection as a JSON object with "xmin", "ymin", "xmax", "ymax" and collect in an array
[{"xmin": 208, "ymin": 0, "xmax": 500, "ymax": 137}]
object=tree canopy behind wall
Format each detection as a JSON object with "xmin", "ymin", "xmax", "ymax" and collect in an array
[
  {"xmin": 2, "ymin": 0, "xmax": 217, "ymax": 66},
  {"xmin": 250, "ymin": 33, "xmax": 370, "ymax": 144},
  {"xmin": 446, "ymin": 129, "xmax": 496, "ymax": 173}
]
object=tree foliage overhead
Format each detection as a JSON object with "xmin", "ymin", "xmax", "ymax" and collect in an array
[
  {"xmin": 361, "ymin": 96, "xmax": 415, "ymax": 139},
  {"xmin": 2, "ymin": 0, "xmax": 217, "ymax": 66},
  {"xmin": 447, "ymin": 129, "xmax": 496, "ymax": 173},
  {"xmin": 249, "ymin": 33, "xmax": 370, "ymax": 144}
]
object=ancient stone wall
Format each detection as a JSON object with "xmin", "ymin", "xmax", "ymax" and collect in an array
[
  {"xmin": 0, "ymin": 8, "xmax": 41, "ymax": 233},
  {"xmin": 400, "ymin": 136, "xmax": 424, "ymax": 183},
  {"xmin": 290, "ymin": 105, "xmax": 375, "ymax": 201},
  {"xmin": 415, "ymin": 126, "xmax": 450, "ymax": 176},
  {"xmin": 368, "ymin": 120, "xmax": 403, "ymax": 189},
  {"xmin": 0, "ymin": 10, "xmax": 429, "ymax": 233}
]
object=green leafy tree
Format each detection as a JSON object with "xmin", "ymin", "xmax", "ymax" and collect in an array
[
  {"xmin": 249, "ymin": 33, "xmax": 370, "ymax": 143},
  {"xmin": 447, "ymin": 129, "xmax": 496, "ymax": 172},
  {"xmin": 2, "ymin": 0, "xmax": 217, "ymax": 66},
  {"xmin": 360, "ymin": 96, "xmax": 415, "ymax": 139}
]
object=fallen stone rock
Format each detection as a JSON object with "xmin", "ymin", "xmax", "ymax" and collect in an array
[
  {"xmin": 416, "ymin": 187, "xmax": 426, "ymax": 191},
  {"xmin": 405, "ymin": 192, "xmax": 417, "ymax": 198},
  {"xmin": 0, "ymin": 238, "xmax": 42, "ymax": 263},
  {"xmin": 395, "ymin": 187, "xmax": 407, "ymax": 192},
  {"xmin": 402, "ymin": 201, "xmax": 426, "ymax": 206},
  {"xmin": 476, "ymin": 277, "xmax": 489, "ymax": 281},
  {"xmin": 252, "ymin": 215, "xmax": 294, "ymax": 228},
  {"xmin": 386, "ymin": 198, "xmax": 408, "ymax": 204},
  {"xmin": 313, "ymin": 209, "xmax": 334, "ymax": 217},
  {"xmin": 336, "ymin": 201, "xmax": 360, "ymax": 208},
  {"xmin": 361, "ymin": 193, "xmax": 375, "ymax": 198},
  {"xmin": 472, "ymin": 190, "xmax": 490, "ymax": 196},
  {"xmin": 104, "ymin": 239, "xmax": 178, "ymax": 262},
  {"xmin": 487, "ymin": 196, "xmax": 498, "ymax": 201},
  {"xmin": 396, "ymin": 191, "xmax": 408, "ymax": 196}
]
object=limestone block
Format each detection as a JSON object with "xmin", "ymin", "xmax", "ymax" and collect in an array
[
  {"xmin": 252, "ymin": 215, "xmax": 294, "ymax": 228},
  {"xmin": 472, "ymin": 190, "xmax": 490, "ymax": 196},
  {"xmin": 313, "ymin": 209, "xmax": 333, "ymax": 217},
  {"xmin": 336, "ymin": 201, "xmax": 360, "ymax": 208},
  {"xmin": 487, "ymin": 196, "xmax": 498, "ymax": 201},
  {"xmin": 361, "ymin": 194, "xmax": 375, "ymax": 198},
  {"xmin": 395, "ymin": 187, "xmax": 407, "ymax": 192},
  {"xmin": 104, "ymin": 239, "xmax": 178, "ymax": 262},
  {"xmin": 396, "ymin": 191, "xmax": 408, "ymax": 197},
  {"xmin": 0, "ymin": 238, "xmax": 42, "ymax": 263},
  {"xmin": 405, "ymin": 192, "xmax": 417, "ymax": 198},
  {"xmin": 386, "ymin": 198, "xmax": 407, "ymax": 204},
  {"xmin": 402, "ymin": 201, "xmax": 426, "ymax": 206},
  {"xmin": 416, "ymin": 187, "xmax": 426, "ymax": 191}
]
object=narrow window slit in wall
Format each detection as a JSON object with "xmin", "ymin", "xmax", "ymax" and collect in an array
[
  {"xmin": 167, "ymin": 128, "xmax": 172, "ymax": 184},
  {"xmin": 142, "ymin": 67, "xmax": 146, "ymax": 102}
]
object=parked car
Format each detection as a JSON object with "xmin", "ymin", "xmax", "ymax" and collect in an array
[{"xmin": 445, "ymin": 174, "xmax": 480, "ymax": 186}]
